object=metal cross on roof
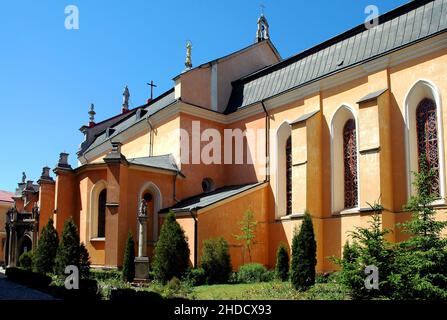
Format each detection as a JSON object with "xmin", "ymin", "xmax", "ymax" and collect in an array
[{"xmin": 147, "ymin": 80, "xmax": 157, "ymax": 100}]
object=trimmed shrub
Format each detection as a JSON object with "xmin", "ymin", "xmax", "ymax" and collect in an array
[
  {"xmin": 79, "ymin": 242, "xmax": 91, "ymax": 279},
  {"xmin": 275, "ymin": 243, "xmax": 289, "ymax": 281},
  {"xmin": 200, "ymin": 237, "xmax": 232, "ymax": 284},
  {"xmin": 110, "ymin": 288, "xmax": 163, "ymax": 302},
  {"xmin": 55, "ymin": 217, "xmax": 81, "ymax": 275},
  {"xmin": 49, "ymin": 279, "xmax": 100, "ymax": 300},
  {"xmin": 237, "ymin": 263, "xmax": 272, "ymax": 283},
  {"xmin": 18, "ymin": 251, "xmax": 33, "ymax": 271},
  {"xmin": 290, "ymin": 211, "xmax": 317, "ymax": 291},
  {"xmin": 184, "ymin": 267, "xmax": 206, "ymax": 286},
  {"xmin": 6, "ymin": 267, "xmax": 52, "ymax": 289},
  {"xmin": 152, "ymin": 211, "xmax": 190, "ymax": 283},
  {"xmin": 122, "ymin": 231, "xmax": 136, "ymax": 282},
  {"xmin": 33, "ymin": 218, "xmax": 59, "ymax": 274}
]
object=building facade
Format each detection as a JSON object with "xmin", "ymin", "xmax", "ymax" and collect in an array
[{"xmin": 5, "ymin": 0, "xmax": 447, "ymax": 272}]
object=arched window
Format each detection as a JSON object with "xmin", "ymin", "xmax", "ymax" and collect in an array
[
  {"xmin": 343, "ymin": 119, "xmax": 358, "ymax": 208},
  {"xmin": 97, "ymin": 189, "xmax": 106, "ymax": 238},
  {"xmin": 416, "ymin": 98, "xmax": 440, "ymax": 196},
  {"xmin": 286, "ymin": 136, "xmax": 292, "ymax": 215}
]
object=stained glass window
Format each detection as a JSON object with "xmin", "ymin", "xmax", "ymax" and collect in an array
[{"xmin": 343, "ymin": 119, "xmax": 358, "ymax": 208}]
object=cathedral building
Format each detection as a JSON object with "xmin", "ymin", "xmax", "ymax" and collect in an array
[{"xmin": 5, "ymin": 0, "xmax": 447, "ymax": 272}]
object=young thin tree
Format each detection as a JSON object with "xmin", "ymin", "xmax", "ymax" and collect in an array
[
  {"xmin": 234, "ymin": 208, "xmax": 258, "ymax": 263},
  {"xmin": 290, "ymin": 211, "xmax": 316, "ymax": 291},
  {"xmin": 122, "ymin": 231, "xmax": 136, "ymax": 282},
  {"xmin": 152, "ymin": 211, "xmax": 190, "ymax": 283},
  {"xmin": 33, "ymin": 218, "xmax": 59, "ymax": 274}
]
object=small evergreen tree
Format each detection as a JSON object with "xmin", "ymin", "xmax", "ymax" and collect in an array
[
  {"xmin": 122, "ymin": 231, "xmax": 136, "ymax": 282},
  {"xmin": 152, "ymin": 211, "xmax": 190, "ymax": 283},
  {"xmin": 200, "ymin": 237, "xmax": 232, "ymax": 284},
  {"xmin": 55, "ymin": 217, "xmax": 81, "ymax": 275},
  {"xmin": 290, "ymin": 211, "xmax": 317, "ymax": 291},
  {"xmin": 19, "ymin": 251, "xmax": 33, "ymax": 271},
  {"xmin": 275, "ymin": 243, "xmax": 289, "ymax": 281},
  {"xmin": 33, "ymin": 218, "xmax": 59, "ymax": 274},
  {"xmin": 234, "ymin": 208, "xmax": 258, "ymax": 263},
  {"xmin": 79, "ymin": 242, "xmax": 91, "ymax": 279},
  {"xmin": 390, "ymin": 154, "xmax": 447, "ymax": 299}
]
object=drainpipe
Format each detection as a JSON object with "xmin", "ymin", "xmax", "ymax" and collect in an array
[
  {"xmin": 173, "ymin": 172, "xmax": 181, "ymax": 203},
  {"xmin": 145, "ymin": 114, "xmax": 154, "ymax": 157},
  {"xmin": 189, "ymin": 208, "xmax": 198, "ymax": 267},
  {"xmin": 261, "ymin": 100, "xmax": 270, "ymax": 182}
]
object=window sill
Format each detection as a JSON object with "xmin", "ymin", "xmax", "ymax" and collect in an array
[
  {"xmin": 90, "ymin": 237, "xmax": 105, "ymax": 242},
  {"xmin": 333, "ymin": 207, "xmax": 360, "ymax": 216},
  {"xmin": 278, "ymin": 212, "xmax": 305, "ymax": 221}
]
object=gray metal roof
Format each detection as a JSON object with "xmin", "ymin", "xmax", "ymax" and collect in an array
[
  {"xmin": 80, "ymin": 89, "xmax": 176, "ymax": 156},
  {"xmin": 128, "ymin": 154, "xmax": 179, "ymax": 172},
  {"xmin": 357, "ymin": 88, "xmax": 388, "ymax": 104},
  {"xmin": 226, "ymin": 0, "xmax": 447, "ymax": 113},
  {"xmin": 160, "ymin": 182, "xmax": 264, "ymax": 213}
]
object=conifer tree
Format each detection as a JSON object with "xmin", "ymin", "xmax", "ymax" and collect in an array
[
  {"xmin": 122, "ymin": 231, "xmax": 135, "ymax": 282},
  {"xmin": 79, "ymin": 242, "xmax": 91, "ymax": 279},
  {"xmin": 152, "ymin": 211, "xmax": 190, "ymax": 283},
  {"xmin": 290, "ymin": 211, "xmax": 317, "ymax": 291},
  {"xmin": 33, "ymin": 218, "xmax": 59, "ymax": 274},
  {"xmin": 275, "ymin": 243, "xmax": 289, "ymax": 281},
  {"xmin": 55, "ymin": 217, "xmax": 81, "ymax": 275}
]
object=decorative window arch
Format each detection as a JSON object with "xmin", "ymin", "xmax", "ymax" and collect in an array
[
  {"xmin": 138, "ymin": 182, "xmax": 162, "ymax": 241},
  {"xmin": 275, "ymin": 121, "xmax": 292, "ymax": 217},
  {"xmin": 331, "ymin": 105, "xmax": 360, "ymax": 213},
  {"xmin": 89, "ymin": 180, "xmax": 107, "ymax": 240},
  {"xmin": 404, "ymin": 80, "xmax": 445, "ymax": 202}
]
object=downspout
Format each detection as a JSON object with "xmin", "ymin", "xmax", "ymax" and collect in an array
[
  {"xmin": 173, "ymin": 172, "xmax": 181, "ymax": 203},
  {"xmin": 261, "ymin": 100, "xmax": 270, "ymax": 182},
  {"xmin": 189, "ymin": 208, "xmax": 198, "ymax": 267},
  {"xmin": 146, "ymin": 113, "xmax": 154, "ymax": 157}
]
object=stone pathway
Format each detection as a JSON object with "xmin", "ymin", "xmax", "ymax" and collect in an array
[{"xmin": 0, "ymin": 272, "xmax": 56, "ymax": 300}]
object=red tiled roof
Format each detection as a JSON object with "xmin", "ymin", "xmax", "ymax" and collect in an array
[{"xmin": 0, "ymin": 190, "xmax": 14, "ymax": 203}]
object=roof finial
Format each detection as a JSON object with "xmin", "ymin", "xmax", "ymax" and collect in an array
[
  {"xmin": 185, "ymin": 40, "xmax": 193, "ymax": 70},
  {"xmin": 122, "ymin": 85, "xmax": 130, "ymax": 113},
  {"xmin": 256, "ymin": 6, "xmax": 269, "ymax": 43},
  {"xmin": 88, "ymin": 103, "xmax": 96, "ymax": 127}
]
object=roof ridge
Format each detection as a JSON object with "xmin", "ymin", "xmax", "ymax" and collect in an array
[{"xmin": 233, "ymin": 0, "xmax": 435, "ymax": 85}]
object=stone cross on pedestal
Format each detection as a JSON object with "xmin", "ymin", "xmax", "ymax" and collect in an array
[{"xmin": 134, "ymin": 199, "xmax": 150, "ymax": 281}]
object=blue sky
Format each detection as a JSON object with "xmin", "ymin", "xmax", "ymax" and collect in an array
[{"xmin": 0, "ymin": 0, "xmax": 406, "ymax": 192}]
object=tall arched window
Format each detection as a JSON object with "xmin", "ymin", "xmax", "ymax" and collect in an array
[
  {"xmin": 343, "ymin": 119, "xmax": 358, "ymax": 208},
  {"xmin": 286, "ymin": 136, "xmax": 292, "ymax": 215},
  {"xmin": 97, "ymin": 189, "xmax": 107, "ymax": 238},
  {"xmin": 416, "ymin": 98, "xmax": 440, "ymax": 196}
]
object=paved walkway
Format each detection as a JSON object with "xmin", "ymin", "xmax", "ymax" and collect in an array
[{"xmin": 0, "ymin": 271, "xmax": 56, "ymax": 300}]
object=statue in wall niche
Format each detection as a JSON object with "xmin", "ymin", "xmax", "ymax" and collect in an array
[
  {"xmin": 139, "ymin": 199, "xmax": 148, "ymax": 218},
  {"xmin": 32, "ymin": 203, "xmax": 39, "ymax": 220}
]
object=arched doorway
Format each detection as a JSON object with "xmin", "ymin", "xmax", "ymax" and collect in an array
[{"xmin": 19, "ymin": 234, "xmax": 32, "ymax": 256}]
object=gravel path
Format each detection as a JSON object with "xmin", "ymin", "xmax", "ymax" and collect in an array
[{"xmin": 0, "ymin": 272, "xmax": 56, "ymax": 300}]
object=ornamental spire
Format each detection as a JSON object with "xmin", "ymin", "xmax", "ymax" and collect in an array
[
  {"xmin": 88, "ymin": 103, "xmax": 96, "ymax": 127},
  {"xmin": 256, "ymin": 5, "xmax": 269, "ymax": 43}
]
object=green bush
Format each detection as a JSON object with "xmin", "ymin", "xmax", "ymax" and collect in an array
[
  {"xmin": 275, "ymin": 243, "xmax": 289, "ymax": 281},
  {"xmin": 19, "ymin": 251, "xmax": 33, "ymax": 271},
  {"xmin": 109, "ymin": 288, "xmax": 163, "ymax": 302},
  {"xmin": 33, "ymin": 218, "xmax": 59, "ymax": 274},
  {"xmin": 237, "ymin": 263, "xmax": 272, "ymax": 283},
  {"xmin": 122, "ymin": 231, "xmax": 136, "ymax": 282},
  {"xmin": 6, "ymin": 267, "xmax": 52, "ymax": 289},
  {"xmin": 48, "ymin": 279, "xmax": 100, "ymax": 300},
  {"xmin": 90, "ymin": 268, "xmax": 122, "ymax": 281},
  {"xmin": 184, "ymin": 267, "xmax": 206, "ymax": 286},
  {"xmin": 152, "ymin": 211, "xmax": 190, "ymax": 283},
  {"xmin": 290, "ymin": 211, "xmax": 317, "ymax": 291},
  {"xmin": 200, "ymin": 237, "xmax": 232, "ymax": 284},
  {"xmin": 54, "ymin": 217, "xmax": 90, "ymax": 278}
]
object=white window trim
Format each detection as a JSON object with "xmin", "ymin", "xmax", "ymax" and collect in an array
[
  {"xmin": 89, "ymin": 180, "xmax": 107, "ymax": 241},
  {"xmin": 330, "ymin": 103, "xmax": 361, "ymax": 214},
  {"xmin": 274, "ymin": 120, "xmax": 292, "ymax": 219},
  {"xmin": 403, "ymin": 79, "xmax": 446, "ymax": 204}
]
